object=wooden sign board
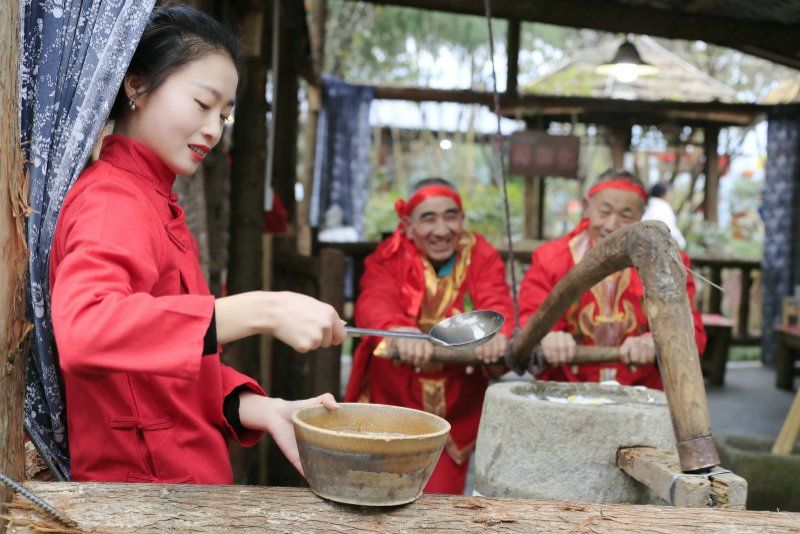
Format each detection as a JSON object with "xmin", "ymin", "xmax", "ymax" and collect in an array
[{"xmin": 510, "ymin": 130, "xmax": 580, "ymax": 179}]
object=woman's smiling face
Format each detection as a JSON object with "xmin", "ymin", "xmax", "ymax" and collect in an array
[{"xmin": 118, "ymin": 52, "xmax": 238, "ymax": 176}]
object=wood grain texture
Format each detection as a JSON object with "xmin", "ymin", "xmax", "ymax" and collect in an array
[
  {"xmin": 0, "ymin": 0, "xmax": 29, "ymax": 525},
  {"xmin": 7, "ymin": 483, "xmax": 800, "ymax": 533},
  {"xmin": 617, "ymin": 447, "xmax": 709, "ymax": 508}
]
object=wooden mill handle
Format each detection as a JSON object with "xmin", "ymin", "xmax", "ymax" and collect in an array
[
  {"xmin": 380, "ymin": 344, "xmax": 621, "ymax": 366},
  {"xmin": 508, "ymin": 221, "xmax": 719, "ymax": 472}
]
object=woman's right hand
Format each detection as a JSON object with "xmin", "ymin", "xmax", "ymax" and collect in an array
[{"xmin": 215, "ymin": 291, "xmax": 346, "ymax": 352}]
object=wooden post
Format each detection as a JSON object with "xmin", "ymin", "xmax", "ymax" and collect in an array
[
  {"xmin": 708, "ymin": 265, "xmax": 723, "ymax": 315},
  {"xmin": 703, "ymin": 124, "xmax": 720, "ymax": 224},
  {"xmin": 505, "ymin": 19, "xmax": 520, "ymax": 97},
  {"xmin": 609, "ymin": 122, "xmax": 630, "ymax": 168},
  {"xmin": 267, "ymin": 0, "xmax": 301, "ymax": 233},
  {"xmin": 738, "ymin": 267, "xmax": 753, "ymax": 338},
  {"xmin": 297, "ymin": 0, "xmax": 327, "ymax": 256},
  {"xmin": 0, "ymin": 1, "xmax": 28, "ymax": 526},
  {"xmin": 511, "ymin": 221, "xmax": 720, "ymax": 472},
  {"xmin": 226, "ymin": 0, "xmax": 270, "ymax": 484},
  {"xmin": 523, "ymin": 177, "xmax": 546, "ymax": 240}
]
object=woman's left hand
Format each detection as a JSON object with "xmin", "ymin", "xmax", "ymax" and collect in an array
[{"xmin": 238, "ymin": 391, "xmax": 339, "ymax": 476}]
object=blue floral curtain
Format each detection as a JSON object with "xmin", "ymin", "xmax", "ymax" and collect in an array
[
  {"xmin": 310, "ymin": 75, "xmax": 374, "ymax": 238},
  {"xmin": 761, "ymin": 106, "xmax": 800, "ymax": 363},
  {"xmin": 20, "ymin": 0, "xmax": 155, "ymax": 479}
]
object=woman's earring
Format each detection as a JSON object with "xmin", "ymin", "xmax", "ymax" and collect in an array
[{"xmin": 128, "ymin": 98, "xmax": 136, "ymax": 111}]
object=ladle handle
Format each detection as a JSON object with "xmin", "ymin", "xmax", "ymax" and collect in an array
[{"xmin": 344, "ymin": 327, "xmax": 432, "ymax": 342}]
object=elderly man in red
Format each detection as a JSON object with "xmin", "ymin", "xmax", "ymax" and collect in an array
[
  {"xmin": 345, "ymin": 178, "xmax": 515, "ymax": 494},
  {"xmin": 519, "ymin": 169, "xmax": 706, "ymax": 390}
]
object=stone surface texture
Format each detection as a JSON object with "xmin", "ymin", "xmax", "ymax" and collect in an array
[{"xmin": 474, "ymin": 381, "xmax": 677, "ymax": 504}]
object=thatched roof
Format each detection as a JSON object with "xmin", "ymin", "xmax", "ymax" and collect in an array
[
  {"xmin": 763, "ymin": 76, "xmax": 800, "ymax": 104},
  {"xmin": 523, "ymin": 35, "xmax": 739, "ymax": 103}
]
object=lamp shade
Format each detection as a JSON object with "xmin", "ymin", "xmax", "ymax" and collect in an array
[{"xmin": 596, "ymin": 39, "xmax": 659, "ymax": 83}]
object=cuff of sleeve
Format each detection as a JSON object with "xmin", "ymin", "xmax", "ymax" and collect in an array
[
  {"xmin": 222, "ymin": 377, "xmax": 267, "ymax": 447},
  {"xmin": 203, "ymin": 309, "xmax": 218, "ymax": 355}
]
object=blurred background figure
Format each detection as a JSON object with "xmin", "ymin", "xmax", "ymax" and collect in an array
[{"xmin": 643, "ymin": 182, "xmax": 686, "ymax": 248}]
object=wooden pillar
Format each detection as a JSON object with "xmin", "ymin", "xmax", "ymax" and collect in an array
[
  {"xmin": 298, "ymin": 0, "xmax": 327, "ymax": 255},
  {"xmin": 226, "ymin": 0, "xmax": 270, "ymax": 484},
  {"xmin": 524, "ymin": 177, "xmax": 546, "ymax": 240},
  {"xmin": 0, "ymin": 0, "xmax": 28, "ymax": 524},
  {"xmin": 609, "ymin": 122, "xmax": 630, "ymax": 168},
  {"xmin": 738, "ymin": 267, "xmax": 753, "ymax": 339},
  {"xmin": 703, "ymin": 124, "xmax": 721, "ymax": 224},
  {"xmin": 267, "ymin": 0, "xmax": 301, "ymax": 234},
  {"xmin": 505, "ymin": 19, "xmax": 520, "ymax": 96}
]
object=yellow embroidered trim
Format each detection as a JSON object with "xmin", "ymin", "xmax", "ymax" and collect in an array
[{"xmin": 419, "ymin": 378, "xmax": 447, "ymax": 418}]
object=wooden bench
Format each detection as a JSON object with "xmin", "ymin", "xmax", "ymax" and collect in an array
[
  {"xmin": 775, "ymin": 324, "xmax": 800, "ymax": 391},
  {"xmin": 701, "ymin": 313, "xmax": 734, "ymax": 386}
]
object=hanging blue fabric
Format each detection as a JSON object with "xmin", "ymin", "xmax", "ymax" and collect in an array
[
  {"xmin": 761, "ymin": 105, "xmax": 800, "ymax": 364},
  {"xmin": 310, "ymin": 75, "xmax": 374, "ymax": 239},
  {"xmin": 20, "ymin": 0, "xmax": 155, "ymax": 479}
]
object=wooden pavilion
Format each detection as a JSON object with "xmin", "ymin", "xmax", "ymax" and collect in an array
[{"xmin": 3, "ymin": 0, "xmax": 800, "ymax": 530}]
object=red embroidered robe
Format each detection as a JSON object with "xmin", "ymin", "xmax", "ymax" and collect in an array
[
  {"xmin": 344, "ymin": 230, "xmax": 514, "ymax": 493},
  {"xmin": 519, "ymin": 218, "xmax": 706, "ymax": 389}
]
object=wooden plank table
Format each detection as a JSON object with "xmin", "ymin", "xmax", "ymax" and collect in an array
[
  {"xmin": 775, "ymin": 324, "xmax": 800, "ymax": 391},
  {"xmin": 5, "ymin": 483, "xmax": 800, "ymax": 533}
]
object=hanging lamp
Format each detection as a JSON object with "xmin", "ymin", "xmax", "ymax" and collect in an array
[{"xmin": 595, "ymin": 37, "xmax": 659, "ymax": 83}]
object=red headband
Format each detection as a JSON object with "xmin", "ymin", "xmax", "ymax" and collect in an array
[
  {"xmin": 395, "ymin": 185, "xmax": 463, "ymax": 218},
  {"xmin": 587, "ymin": 180, "xmax": 647, "ymax": 203}
]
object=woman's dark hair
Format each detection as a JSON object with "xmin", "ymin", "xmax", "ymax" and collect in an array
[
  {"xmin": 110, "ymin": 6, "xmax": 242, "ymax": 120},
  {"xmin": 649, "ymin": 182, "xmax": 669, "ymax": 199}
]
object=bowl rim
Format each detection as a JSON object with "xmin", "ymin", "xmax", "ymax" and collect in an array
[{"xmin": 292, "ymin": 402, "xmax": 451, "ymax": 441}]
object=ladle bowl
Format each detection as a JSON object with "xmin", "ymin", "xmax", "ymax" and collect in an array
[
  {"xmin": 293, "ymin": 403, "xmax": 450, "ymax": 506},
  {"xmin": 344, "ymin": 309, "xmax": 505, "ymax": 349}
]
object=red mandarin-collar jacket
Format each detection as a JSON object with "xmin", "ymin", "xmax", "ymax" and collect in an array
[
  {"xmin": 49, "ymin": 134, "xmax": 265, "ymax": 483},
  {"xmin": 519, "ymin": 218, "xmax": 706, "ymax": 390}
]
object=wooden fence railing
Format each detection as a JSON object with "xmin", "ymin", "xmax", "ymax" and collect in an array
[{"xmin": 691, "ymin": 256, "xmax": 762, "ymax": 346}]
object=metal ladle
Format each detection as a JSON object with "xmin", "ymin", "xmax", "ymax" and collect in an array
[{"xmin": 345, "ymin": 310, "xmax": 505, "ymax": 349}]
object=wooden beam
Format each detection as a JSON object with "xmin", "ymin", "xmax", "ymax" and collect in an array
[
  {"xmin": 345, "ymin": 0, "xmax": 800, "ymax": 70},
  {"xmin": 681, "ymin": 0, "xmax": 720, "ymax": 13},
  {"xmin": 0, "ymin": 0, "xmax": 28, "ymax": 525},
  {"xmin": 618, "ymin": 448, "xmax": 747, "ymax": 509},
  {"xmin": 506, "ymin": 19, "xmax": 520, "ymax": 96},
  {"xmin": 11, "ymin": 483, "xmax": 800, "ymax": 531},
  {"xmin": 617, "ymin": 447, "xmax": 711, "ymax": 507},
  {"xmin": 370, "ymin": 85, "xmax": 769, "ymax": 126}
]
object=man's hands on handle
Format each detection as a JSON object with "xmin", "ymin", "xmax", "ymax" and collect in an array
[
  {"xmin": 389, "ymin": 326, "xmax": 434, "ymax": 367},
  {"xmin": 214, "ymin": 291, "xmax": 346, "ymax": 352},
  {"xmin": 238, "ymin": 391, "xmax": 339, "ymax": 476},
  {"xmin": 619, "ymin": 333, "xmax": 656, "ymax": 365},
  {"xmin": 541, "ymin": 331, "xmax": 577, "ymax": 365},
  {"xmin": 473, "ymin": 333, "xmax": 508, "ymax": 364},
  {"xmin": 540, "ymin": 331, "xmax": 656, "ymax": 366}
]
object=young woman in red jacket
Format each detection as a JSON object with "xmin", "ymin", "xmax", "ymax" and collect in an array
[{"xmin": 49, "ymin": 6, "xmax": 345, "ymax": 484}]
